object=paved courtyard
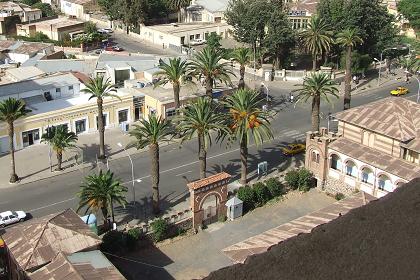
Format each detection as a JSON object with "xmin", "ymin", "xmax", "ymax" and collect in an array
[{"xmin": 111, "ymin": 189, "xmax": 335, "ymax": 280}]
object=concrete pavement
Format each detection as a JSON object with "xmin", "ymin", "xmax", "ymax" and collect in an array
[{"xmin": 0, "ymin": 79, "xmax": 417, "ymax": 220}]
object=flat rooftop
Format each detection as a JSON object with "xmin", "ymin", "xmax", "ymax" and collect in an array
[
  {"xmin": 146, "ymin": 22, "xmax": 230, "ymax": 35},
  {"xmin": 20, "ymin": 17, "xmax": 85, "ymax": 29}
]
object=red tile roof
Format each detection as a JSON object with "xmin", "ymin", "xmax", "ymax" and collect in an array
[{"xmin": 187, "ymin": 172, "xmax": 231, "ymax": 190}]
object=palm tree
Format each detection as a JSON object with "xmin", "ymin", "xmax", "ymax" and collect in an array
[
  {"xmin": 295, "ymin": 73, "xmax": 339, "ymax": 132},
  {"xmin": 177, "ymin": 97, "xmax": 228, "ymax": 179},
  {"xmin": 0, "ymin": 98, "xmax": 30, "ymax": 183},
  {"xmin": 167, "ymin": 0, "xmax": 189, "ymax": 22},
  {"xmin": 129, "ymin": 115, "xmax": 173, "ymax": 214},
  {"xmin": 223, "ymin": 89, "xmax": 273, "ymax": 185},
  {"xmin": 154, "ymin": 57, "xmax": 190, "ymax": 111},
  {"xmin": 399, "ymin": 56, "xmax": 420, "ymax": 79},
  {"xmin": 41, "ymin": 126, "xmax": 78, "ymax": 171},
  {"xmin": 82, "ymin": 76, "xmax": 118, "ymax": 159},
  {"xmin": 189, "ymin": 47, "xmax": 234, "ymax": 97},
  {"xmin": 336, "ymin": 29, "xmax": 363, "ymax": 110},
  {"xmin": 231, "ymin": 48, "xmax": 251, "ymax": 90},
  {"xmin": 300, "ymin": 16, "xmax": 333, "ymax": 71},
  {"xmin": 77, "ymin": 170, "xmax": 127, "ymax": 225}
]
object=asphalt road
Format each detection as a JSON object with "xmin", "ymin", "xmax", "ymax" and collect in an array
[{"xmin": 0, "ymin": 81, "xmax": 417, "ymax": 220}]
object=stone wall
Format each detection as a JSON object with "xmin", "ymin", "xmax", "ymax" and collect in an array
[{"xmin": 323, "ymin": 177, "xmax": 356, "ymax": 196}]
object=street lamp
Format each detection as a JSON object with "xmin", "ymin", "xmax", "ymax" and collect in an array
[
  {"xmin": 377, "ymin": 47, "xmax": 398, "ymax": 86},
  {"xmin": 260, "ymin": 82, "xmax": 269, "ymax": 103},
  {"xmin": 405, "ymin": 70, "xmax": 420, "ymax": 103},
  {"xmin": 117, "ymin": 142, "xmax": 136, "ymax": 206}
]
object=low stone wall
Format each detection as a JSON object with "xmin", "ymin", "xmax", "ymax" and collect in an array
[{"xmin": 323, "ymin": 177, "xmax": 356, "ymax": 196}]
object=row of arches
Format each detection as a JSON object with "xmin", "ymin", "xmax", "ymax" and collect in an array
[{"xmin": 329, "ymin": 154, "xmax": 405, "ymax": 192}]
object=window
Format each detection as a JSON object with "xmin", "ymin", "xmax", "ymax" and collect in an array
[
  {"xmin": 118, "ymin": 109, "xmax": 129, "ymax": 124},
  {"xmin": 378, "ymin": 175, "xmax": 393, "ymax": 192},
  {"xmin": 195, "ymin": 34, "xmax": 200, "ymax": 39},
  {"xmin": 44, "ymin": 92, "xmax": 52, "ymax": 101},
  {"xmin": 56, "ymin": 88, "xmax": 61, "ymax": 93},
  {"xmin": 22, "ymin": 129, "xmax": 40, "ymax": 147},
  {"xmin": 361, "ymin": 167, "xmax": 374, "ymax": 185},
  {"xmin": 46, "ymin": 124, "xmax": 69, "ymax": 135},
  {"xmin": 311, "ymin": 151, "xmax": 319, "ymax": 163},
  {"xmin": 190, "ymin": 35, "xmax": 194, "ymax": 41},
  {"xmin": 68, "ymin": 85, "xmax": 74, "ymax": 90},
  {"xmin": 166, "ymin": 108, "xmax": 176, "ymax": 118},
  {"xmin": 75, "ymin": 119, "xmax": 86, "ymax": 134},
  {"xmin": 345, "ymin": 160, "xmax": 357, "ymax": 177},
  {"xmin": 330, "ymin": 154, "xmax": 342, "ymax": 170}
]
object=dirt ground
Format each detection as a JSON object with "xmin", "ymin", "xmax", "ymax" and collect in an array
[{"xmin": 204, "ymin": 178, "xmax": 420, "ymax": 280}]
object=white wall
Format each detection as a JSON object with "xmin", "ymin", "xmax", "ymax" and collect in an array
[{"xmin": 60, "ymin": 0, "xmax": 84, "ymax": 18}]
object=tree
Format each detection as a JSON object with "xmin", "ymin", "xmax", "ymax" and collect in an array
[
  {"xmin": 336, "ymin": 28, "xmax": 363, "ymax": 110},
  {"xmin": 295, "ymin": 73, "xmax": 339, "ymax": 132},
  {"xmin": 31, "ymin": 2, "xmax": 56, "ymax": 17},
  {"xmin": 129, "ymin": 115, "xmax": 173, "ymax": 214},
  {"xmin": 177, "ymin": 97, "xmax": 228, "ymax": 179},
  {"xmin": 398, "ymin": 56, "xmax": 420, "ymax": 80},
  {"xmin": 166, "ymin": 0, "xmax": 189, "ymax": 22},
  {"xmin": 84, "ymin": 21, "xmax": 98, "ymax": 34},
  {"xmin": 223, "ymin": 89, "xmax": 273, "ymax": 185},
  {"xmin": 154, "ymin": 57, "xmax": 190, "ymax": 110},
  {"xmin": 0, "ymin": 98, "xmax": 31, "ymax": 183},
  {"xmin": 98, "ymin": 0, "xmax": 122, "ymax": 22},
  {"xmin": 81, "ymin": 76, "xmax": 118, "ymax": 159},
  {"xmin": 123, "ymin": 0, "xmax": 147, "ymax": 33},
  {"xmin": 41, "ymin": 126, "xmax": 78, "ymax": 171},
  {"xmin": 22, "ymin": 0, "xmax": 39, "ymax": 5},
  {"xmin": 231, "ymin": 48, "xmax": 251, "ymax": 90},
  {"xmin": 300, "ymin": 16, "xmax": 333, "ymax": 71},
  {"xmin": 189, "ymin": 47, "xmax": 234, "ymax": 97},
  {"xmin": 398, "ymin": 0, "xmax": 420, "ymax": 30},
  {"xmin": 206, "ymin": 33, "xmax": 222, "ymax": 50},
  {"xmin": 264, "ymin": 9, "xmax": 296, "ymax": 70},
  {"xmin": 317, "ymin": 0, "xmax": 397, "ymax": 58},
  {"xmin": 77, "ymin": 170, "xmax": 127, "ymax": 225}
]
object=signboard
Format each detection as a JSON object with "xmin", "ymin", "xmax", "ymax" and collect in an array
[
  {"xmin": 257, "ymin": 161, "xmax": 268, "ymax": 175},
  {"xmin": 289, "ymin": 10, "xmax": 307, "ymax": 17}
]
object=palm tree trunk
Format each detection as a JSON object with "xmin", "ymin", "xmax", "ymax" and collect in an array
[
  {"xmin": 150, "ymin": 143, "xmax": 160, "ymax": 214},
  {"xmin": 110, "ymin": 199, "xmax": 115, "ymax": 224},
  {"xmin": 177, "ymin": 9, "xmax": 181, "ymax": 23},
  {"xmin": 8, "ymin": 122, "xmax": 18, "ymax": 183},
  {"xmin": 343, "ymin": 46, "xmax": 352, "ymax": 110},
  {"xmin": 312, "ymin": 54, "xmax": 317, "ymax": 72},
  {"xmin": 97, "ymin": 98, "xmax": 106, "ymax": 159},
  {"xmin": 101, "ymin": 207, "xmax": 109, "ymax": 226},
  {"xmin": 198, "ymin": 132, "xmax": 206, "ymax": 179},
  {"xmin": 205, "ymin": 77, "xmax": 213, "ymax": 97},
  {"xmin": 276, "ymin": 56, "xmax": 281, "ymax": 70},
  {"xmin": 240, "ymin": 134, "xmax": 248, "ymax": 185},
  {"xmin": 239, "ymin": 65, "xmax": 245, "ymax": 90},
  {"xmin": 173, "ymin": 82, "xmax": 181, "ymax": 110},
  {"xmin": 56, "ymin": 151, "xmax": 63, "ymax": 171},
  {"xmin": 311, "ymin": 94, "xmax": 321, "ymax": 132}
]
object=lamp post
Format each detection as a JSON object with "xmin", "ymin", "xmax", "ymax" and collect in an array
[
  {"xmin": 261, "ymin": 82, "xmax": 269, "ymax": 103},
  {"xmin": 117, "ymin": 142, "xmax": 137, "ymax": 206},
  {"xmin": 377, "ymin": 47, "xmax": 398, "ymax": 86},
  {"xmin": 405, "ymin": 70, "xmax": 420, "ymax": 103}
]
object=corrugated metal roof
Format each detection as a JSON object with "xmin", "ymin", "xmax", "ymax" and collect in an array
[
  {"xmin": 334, "ymin": 97, "xmax": 420, "ymax": 142},
  {"xmin": 2, "ymin": 209, "xmax": 101, "ymax": 272}
]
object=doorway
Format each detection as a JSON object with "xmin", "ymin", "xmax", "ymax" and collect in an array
[{"xmin": 22, "ymin": 129, "xmax": 40, "ymax": 147}]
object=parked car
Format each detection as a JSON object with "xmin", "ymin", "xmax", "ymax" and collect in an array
[
  {"xmin": 112, "ymin": 46, "xmax": 124, "ymax": 52},
  {"xmin": 103, "ymin": 28, "xmax": 113, "ymax": 33},
  {"xmin": 390, "ymin": 86, "xmax": 409, "ymax": 96},
  {"xmin": 282, "ymin": 143, "xmax": 306, "ymax": 156},
  {"xmin": 190, "ymin": 39, "xmax": 206, "ymax": 46},
  {"xmin": 0, "ymin": 211, "xmax": 26, "ymax": 227}
]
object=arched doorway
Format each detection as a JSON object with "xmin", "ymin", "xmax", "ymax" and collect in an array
[{"xmin": 201, "ymin": 194, "xmax": 220, "ymax": 225}]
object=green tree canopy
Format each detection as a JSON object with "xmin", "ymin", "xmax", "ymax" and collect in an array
[
  {"xmin": 31, "ymin": 2, "xmax": 56, "ymax": 17},
  {"xmin": 397, "ymin": 0, "xmax": 420, "ymax": 30}
]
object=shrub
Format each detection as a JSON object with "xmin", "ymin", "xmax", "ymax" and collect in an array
[
  {"xmin": 335, "ymin": 193, "xmax": 345, "ymax": 200},
  {"xmin": 265, "ymin": 177, "xmax": 284, "ymax": 197},
  {"xmin": 151, "ymin": 218, "xmax": 168, "ymax": 242},
  {"xmin": 126, "ymin": 228, "xmax": 141, "ymax": 250},
  {"xmin": 252, "ymin": 182, "xmax": 271, "ymax": 206},
  {"xmin": 237, "ymin": 186, "xmax": 256, "ymax": 211},
  {"xmin": 297, "ymin": 168, "xmax": 314, "ymax": 192},
  {"xmin": 101, "ymin": 230, "xmax": 125, "ymax": 253},
  {"xmin": 218, "ymin": 215, "xmax": 227, "ymax": 223},
  {"xmin": 285, "ymin": 170, "xmax": 300, "ymax": 190}
]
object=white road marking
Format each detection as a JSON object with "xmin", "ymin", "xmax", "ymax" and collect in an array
[
  {"xmin": 27, "ymin": 197, "xmax": 76, "ymax": 213},
  {"xmin": 175, "ymin": 170, "xmax": 193, "ymax": 177}
]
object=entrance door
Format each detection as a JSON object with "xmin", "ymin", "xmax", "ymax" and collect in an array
[
  {"xmin": 202, "ymin": 195, "xmax": 219, "ymax": 226},
  {"xmin": 22, "ymin": 129, "xmax": 40, "ymax": 147}
]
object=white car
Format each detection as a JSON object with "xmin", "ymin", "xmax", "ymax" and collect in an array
[
  {"xmin": 0, "ymin": 211, "xmax": 26, "ymax": 227},
  {"xmin": 190, "ymin": 39, "xmax": 206, "ymax": 46}
]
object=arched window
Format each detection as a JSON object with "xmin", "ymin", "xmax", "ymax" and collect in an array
[
  {"xmin": 330, "ymin": 154, "xmax": 342, "ymax": 170},
  {"xmin": 361, "ymin": 167, "xmax": 374, "ymax": 185},
  {"xmin": 378, "ymin": 174, "xmax": 393, "ymax": 192},
  {"xmin": 345, "ymin": 160, "xmax": 357, "ymax": 177},
  {"xmin": 312, "ymin": 151, "xmax": 320, "ymax": 163}
]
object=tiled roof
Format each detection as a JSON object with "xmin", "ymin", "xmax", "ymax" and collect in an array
[
  {"xmin": 334, "ymin": 97, "xmax": 420, "ymax": 142},
  {"xmin": 329, "ymin": 138, "xmax": 420, "ymax": 181},
  {"xmin": 2, "ymin": 209, "xmax": 101, "ymax": 271},
  {"xmin": 0, "ymin": 40, "xmax": 16, "ymax": 51},
  {"xmin": 187, "ymin": 172, "xmax": 231, "ymax": 190},
  {"xmin": 223, "ymin": 192, "xmax": 374, "ymax": 264},
  {"xmin": 288, "ymin": 0, "xmax": 318, "ymax": 14}
]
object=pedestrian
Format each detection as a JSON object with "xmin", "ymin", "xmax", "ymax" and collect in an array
[{"xmin": 290, "ymin": 93, "xmax": 294, "ymax": 103}]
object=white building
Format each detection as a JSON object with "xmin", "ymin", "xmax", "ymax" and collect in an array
[
  {"xmin": 0, "ymin": 40, "xmax": 54, "ymax": 64},
  {"xmin": 185, "ymin": 0, "xmax": 229, "ymax": 23},
  {"xmin": 60, "ymin": 0, "xmax": 93, "ymax": 20}
]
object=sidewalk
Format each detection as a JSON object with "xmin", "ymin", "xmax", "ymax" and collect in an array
[
  {"xmin": 0, "ymin": 128, "xmax": 173, "ymax": 188},
  {"xmin": 111, "ymin": 189, "xmax": 335, "ymax": 280}
]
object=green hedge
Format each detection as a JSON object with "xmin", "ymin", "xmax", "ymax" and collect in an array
[
  {"xmin": 237, "ymin": 186, "xmax": 256, "ymax": 211},
  {"xmin": 151, "ymin": 218, "xmax": 168, "ymax": 242},
  {"xmin": 101, "ymin": 230, "xmax": 126, "ymax": 253},
  {"xmin": 265, "ymin": 177, "xmax": 284, "ymax": 197},
  {"xmin": 253, "ymin": 182, "xmax": 271, "ymax": 206},
  {"xmin": 285, "ymin": 168, "xmax": 315, "ymax": 192}
]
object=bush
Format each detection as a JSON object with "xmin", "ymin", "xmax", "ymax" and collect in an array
[
  {"xmin": 151, "ymin": 218, "xmax": 168, "ymax": 242},
  {"xmin": 101, "ymin": 230, "xmax": 125, "ymax": 253},
  {"xmin": 237, "ymin": 186, "xmax": 256, "ymax": 211},
  {"xmin": 126, "ymin": 228, "xmax": 141, "ymax": 250},
  {"xmin": 297, "ymin": 168, "xmax": 314, "ymax": 192},
  {"xmin": 335, "ymin": 193, "xmax": 345, "ymax": 200},
  {"xmin": 252, "ymin": 182, "xmax": 271, "ymax": 206},
  {"xmin": 285, "ymin": 170, "xmax": 300, "ymax": 190},
  {"xmin": 265, "ymin": 178, "xmax": 284, "ymax": 197}
]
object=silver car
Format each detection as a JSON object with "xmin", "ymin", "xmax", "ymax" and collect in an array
[{"xmin": 0, "ymin": 211, "xmax": 26, "ymax": 227}]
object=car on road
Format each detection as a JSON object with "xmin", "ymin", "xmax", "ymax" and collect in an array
[
  {"xmin": 390, "ymin": 87, "xmax": 409, "ymax": 96},
  {"xmin": 282, "ymin": 143, "xmax": 306, "ymax": 156},
  {"xmin": 98, "ymin": 28, "xmax": 113, "ymax": 34},
  {"xmin": 190, "ymin": 39, "xmax": 206, "ymax": 46},
  {"xmin": 112, "ymin": 46, "xmax": 124, "ymax": 52},
  {"xmin": 0, "ymin": 210, "xmax": 26, "ymax": 227}
]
